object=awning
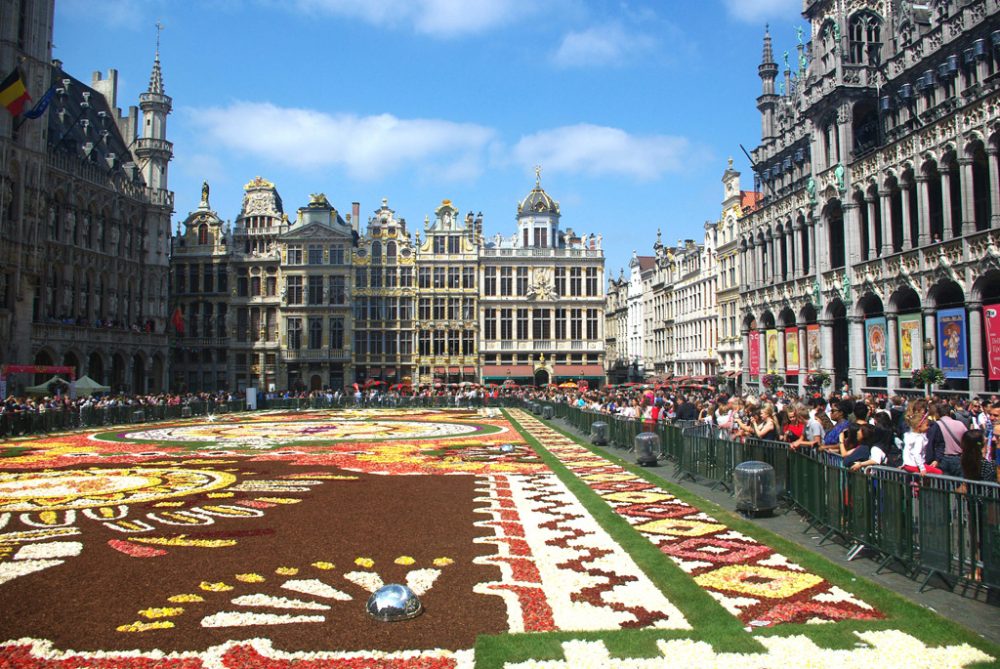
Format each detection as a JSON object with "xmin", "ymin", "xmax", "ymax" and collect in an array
[
  {"xmin": 385, "ymin": 367, "xmax": 396, "ymax": 376},
  {"xmin": 553, "ymin": 364, "xmax": 605, "ymax": 376},
  {"xmin": 448, "ymin": 366, "xmax": 460, "ymax": 374},
  {"xmin": 434, "ymin": 367, "xmax": 446, "ymax": 374},
  {"xmin": 463, "ymin": 366, "xmax": 475, "ymax": 374},
  {"xmin": 481, "ymin": 364, "xmax": 533, "ymax": 377}
]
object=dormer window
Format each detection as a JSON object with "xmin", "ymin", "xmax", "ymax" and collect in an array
[{"xmin": 197, "ymin": 224, "xmax": 208, "ymax": 245}]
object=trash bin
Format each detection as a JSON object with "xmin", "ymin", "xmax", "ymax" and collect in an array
[
  {"xmin": 131, "ymin": 410, "xmax": 145, "ymax": 424},
  {"xmin": 634, "ymin": 432, "xmax": 660, "ymax": 466},
  {"xmin": 733, "ymin": 461, "xmax": 777, "ymax": 517},
  {"xmin": 181, "ymin": 406, "xmax": 192, "ymax": 418},
  {"xmin": 532, "ymin": 402, "xmax": 542, "ymax": 415},
  {"xmin": 542, "ymin": 405, "xmax": 554, "ymax": 420},
  {"xmin": 591, "ymin": 421, "xmax": 608, "ymax": 446}
]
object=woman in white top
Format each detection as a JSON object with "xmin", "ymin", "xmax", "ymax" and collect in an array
[{"xmin": 900, "ymin": 398, "xmax": 942, "ymax": 475}]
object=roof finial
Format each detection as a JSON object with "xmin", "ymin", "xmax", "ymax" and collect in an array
[
  {"xmin": 534, "ymin": 165, "xmax": 542, "ymax": 187},
  {"xmin": 148, "ymin": 21, "xmax": 165, "ymax": 94}
]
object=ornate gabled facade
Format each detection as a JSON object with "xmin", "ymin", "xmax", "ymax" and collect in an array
[
  {"xmin": 413, "ymin": 200, "xmax": 481, "ymax": 385},
  {"xmin": 605, "ymin": 268, "xmax": 631, "ymax": 383},
  {"xmin": 170, "ymin": 184, "xmax": 229, "ymax": 391},
  {"xmin": 352, "ymin": 198, "xmax": 416, "ymax": 386},
  {"xmin": 716, "ymin": 160, "xmax": 760, "ymax": 387},
  {"xmin": 2, "ymin": 0, "xmax": 172, "ymax": 394},
  {"xmin": 626, "ymin": 252, "xmax": 654, "ymax": 376},
  {"xmin": 479, "ymin": 173, "xmax": 606, "ymax": 387},
  {"xmin": 172, "ymin": 180, "xmax": 357, "ymax": 392},
  {"xmin": 225, "ymin": 176, "xmax": 288, "ymax": 392},
  {"xmin": 278, "ymin": 193, "xmax": 355, "ymax": 391},
  {"xmin": 666, "ymin": 230, "xmax": 718, "ymax": 380},
  {"xmin": 740, "ymin": 1, "xmax": 1000, "ymax": 398}
]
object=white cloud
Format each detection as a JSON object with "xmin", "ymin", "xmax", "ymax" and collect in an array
[
  {"xmin": 186, "ymin": 102, "xmax": 495, "ymax": 181},
  {"xmin": 511, "ymin": 124, "xmax": 693, "ymax": 181},
  {"xmin": 552, "ymin": 23, "xmax": 658, "ymax": 68},
  {"xmin": 722, "ymin": 0, "xmax": 801, "ymax": 24},
  {"xmin": 289, "ymin": 0, "xmax": 537, "ymax": 37}
]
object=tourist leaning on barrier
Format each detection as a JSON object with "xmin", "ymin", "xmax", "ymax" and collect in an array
[
  {"xmin": 790, "ymin": 404, "xmax": 824, "ymax": 451},
  {"xmin": 926, "ymin": 401, "xmax": 967, "ymax": 477},
  {"xmin": 901, "ymin": 399, "xmax": 942, "ymax": 475},
  {"xmin": 959, "ymin": 429, "xmax": 1000, "ymax": 483}
]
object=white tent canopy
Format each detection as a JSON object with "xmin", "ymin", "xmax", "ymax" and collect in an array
[{"xmin": 72, "ymin": 375, "xmax": 110, "ymax": 396}]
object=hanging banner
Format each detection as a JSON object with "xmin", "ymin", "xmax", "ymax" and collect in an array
[
  {"xmin": 765, "ymin": 329, "xmax": 779, "ymax": 373},
  {"xmin": 985, "ymin": 304, "xmax": 1000, "ymax": 381},
  {"xmin": 806, "ymin": 324, "xmax": 821, "ymax": 372},
  {"xmin": 785, "ymin": 327, "xmax": 799, "ymax": 376},
  {"xmin": 865, "ymin": 316, "xmax": 888, "ymax": 377},
  {"xmin": 937, "ymin": 307, "xmax": 968, "ymax": 379},
  {"xmin": 749, "ymin": 330, "xmax": 761, "ymax": 378},
  {"xmin": 897, "ymin": 313, "xmax": 922, "ymax": 375}
]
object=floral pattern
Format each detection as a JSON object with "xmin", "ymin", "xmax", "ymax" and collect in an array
[{"xmin": 510, "ymin": 410, "xmax": 881, "ymax": 627}]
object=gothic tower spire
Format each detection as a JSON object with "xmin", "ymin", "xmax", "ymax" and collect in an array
[{"xmin": 757, "ymin": 25, "xmax": 779, "ymax": 140}]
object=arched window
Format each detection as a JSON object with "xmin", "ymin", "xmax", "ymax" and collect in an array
[
  {"xmin": 385, "ymin": 241, "xmax": 397, "ymax": 263},
  {"xmin": 198, "ymin": 224, "xmax": 209, "ymax": 245},
  {"xmin": 849, "ymin": 11, "xmax": 882, "ymax": 65},
  {"xmin": 371, "ymin": 241, "xmax": 382, "ymax": 264}
]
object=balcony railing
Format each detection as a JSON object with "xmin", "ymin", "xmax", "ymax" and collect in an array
[{"xmin": 282, "ymin": 348, "xmax": 351, "ymax": 362}]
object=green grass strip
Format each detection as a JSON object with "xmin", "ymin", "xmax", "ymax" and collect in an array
[
  {"xmin": 526, "ymin": 412, "xmax": 1000, "ymax": 662},
  {"xmin": 472, "ymin": 409, "xmax": 764, "ymax": 669}
]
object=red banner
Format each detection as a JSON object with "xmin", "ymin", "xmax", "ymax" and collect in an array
[
  {"xmin": 985, "ymin": 304, "xmax": 1000, "ymax": 381},
  {"xmin": 0, "ymin": 365, "xmax": 76, "ymax": 381},
  {"xmin": 749, "ymin": 330, "xmax": 761, "ymax": 378}
]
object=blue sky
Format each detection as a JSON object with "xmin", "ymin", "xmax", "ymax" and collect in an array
[{"xmin": 53, "ymin": 0, "xmax": 806, "ymax": 275}]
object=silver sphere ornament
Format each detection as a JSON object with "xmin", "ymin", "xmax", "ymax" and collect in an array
[{"xmin": 366, "ymin": 583, "xmax": 422, "ymax": 622}]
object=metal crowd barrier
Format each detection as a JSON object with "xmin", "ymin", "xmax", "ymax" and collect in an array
[{"xmin": 539, "ymin": 401, "xmax": 999, "ymax": 595}]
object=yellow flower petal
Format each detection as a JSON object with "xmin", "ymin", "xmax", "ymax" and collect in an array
[
  {"xmin": 116, "ymin": 620, "xmax": 174, "ymax": 633},
  {"xmin": 394, "ymin": 556, "xmax": 415, "ymax": 566},
  {"xmin": 275, "ymin": 566, "xmax": 299, "ymax": 575},
  {"xmin": 167, "ymin": 594, "xmax": 204, "ymax": 603},
  {"xmin": 432, "ymin": 557, "xmax": 454, "ymax": 567},
  {"xmin": 138, "ymin": 607, "xmax": 184, "ymax": 619},
  {"xmin": 354, "ymin": 557, "xmax": 374, "ymax": 569},
  {"xmin": 236, "ymin": 573, "xmax": 266, "ymax": 583},
  {"xmin": 199, "ymin": 581, "xmax": 233, "ymax": 592},
  {"xmin": 311, "ymin": 561, "xmax": 335, "ymax": 570}
]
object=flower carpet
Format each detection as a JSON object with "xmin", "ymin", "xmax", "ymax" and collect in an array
[{"xmin": 0, "ymin": 407, "xmax": 996, "ymax": 668}]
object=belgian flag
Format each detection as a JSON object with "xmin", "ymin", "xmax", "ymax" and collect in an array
[{"xmin": 0, "ymin": 68, "xmax": 31, "ymax": 116}]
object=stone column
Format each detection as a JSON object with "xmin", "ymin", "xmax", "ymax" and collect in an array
[
  {"xmin": 968, "ymin": 301, "xmax": 985, "ymax": 396},
  {"xmin": 989, "ymin": 148, "xmax": 1000, "ymax": 228},
  {"xmin": 820, "ymin": 318, "xmax": 835, "ymax": 378},
  {"xmin": 940, "ymin": 169, "xmax": 954, "ymax": 240},
  {"xmin": 866, "ymin": 193, "xmax": 879, "ymax": 259},
  {"xmin": 843, "ymin": 201, "xmax": 861, "ymax": 265},
  {"xmin": 886, "ymin": 313, "xmax": 900, "ymax": 395},
  {"xmin": 959, "ymin": 157, "xmax": 976, "ymax": 235},
  {"xmin": 879, "ymin": 188, "xmax": 894, "ymax": 255},
  {"xmin": 915, "ymin": 175, "xmax": 931, "ymax": 247},
  {"xmin": 797, "ymin": 323, "xmax": 808, "ymax": 396},
  {"xmin": 923, "ymin": 308, "xmax": 937, "ymax": 367},
  {"xmin": 791, "ymin": 222, "xmax": 802, "ymax": 277},
  {"xmin": 900, "ymin": 182, "xmax": 913, "ymax": 249},
  {"xmin": 808, "ymin": 219, "xmax": 818, "ymax": 274},
  {"xmin": 849, "ymin": 316, "xmax": 866, "ymax": 394},
  {"xmin": 766, "ymin": 230, "xmax": 778, "ymax": 283}
]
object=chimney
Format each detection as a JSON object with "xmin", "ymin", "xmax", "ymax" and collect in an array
[{"xmin": 352, "ymin": 202, "xmax": 360, "ymax": 233}]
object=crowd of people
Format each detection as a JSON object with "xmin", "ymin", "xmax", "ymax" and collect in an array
[
  {"xmin": 532, "ymin": 385, "xmax": 1000, "ymax": 484},
  {"xmin": 2, "ymin": 380, "xmax": 998, "ymax": 484}
]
